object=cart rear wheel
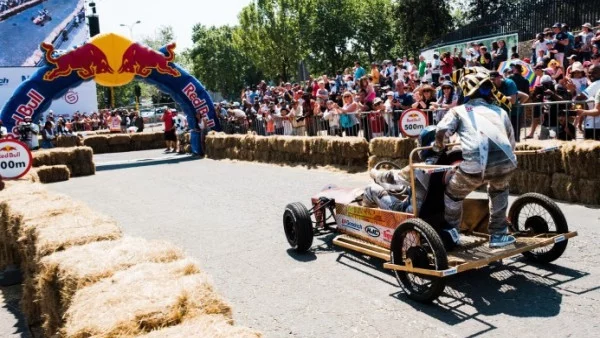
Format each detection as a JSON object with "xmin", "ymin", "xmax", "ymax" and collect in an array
[
  {"xmin": 509, "ymin": 193, "xmax": 569, "ymax": 263},
  {"xmin": 390, "ymin": 218, "xmax": 448, "ymax": 303},
  {"xmin": 283, "ymin": 202, "xmax": 313, "ymax": 253}
]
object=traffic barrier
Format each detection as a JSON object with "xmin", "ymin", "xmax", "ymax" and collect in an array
[
  {"xmin": 32, "ymin": 147, "xmax": 95, "ymax": 177},
  {"xmin": 38, "ymin": 237, "xmax": 184, "ymax": 336},
  {"xmin": 34, "ymin": 165, "xmax": 70, "ymax": 183}
]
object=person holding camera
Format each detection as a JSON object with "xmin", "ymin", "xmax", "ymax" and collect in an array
[
  {"xmin": 527, "ymin": 75, "xmax": 567, "ymax": 139},
  {"xmin": 18, "ymin": 116, "xmax": 39, "ymax": 150}
]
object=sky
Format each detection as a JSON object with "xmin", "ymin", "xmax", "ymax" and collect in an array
[{"xmin": 94, "ymin": 0, "xmax": 253, "ymax": 51}]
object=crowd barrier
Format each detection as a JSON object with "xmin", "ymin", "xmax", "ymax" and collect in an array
[
  {"xmin": 219, "ymin": 100, "xmax": 599, "ymax": 142},
  {"xmin": 0, "ymin": 181, "xmax": 261, "ymax": 337}
]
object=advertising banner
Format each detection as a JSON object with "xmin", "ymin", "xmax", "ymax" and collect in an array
[
  {"xmin": 0, "ymin": 67, "xmax": 98, "ymax": 120},
  {"xmin": 422, "ymin": 33, "xmax": 519, "ymax": 61}
]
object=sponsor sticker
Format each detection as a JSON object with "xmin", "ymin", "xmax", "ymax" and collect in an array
[
  {"xmin": 399, "ymin": 108, "xmax": 428, "ymax": 138},
  {"xmin": 0, "ymin": 139, "xmax": 32, "ymax": 179},
  {"xmin": 365, "ymin": 225, "xmax": 381, "ymax": 238},
  {"xmin": 340, "ymin": 218, "xmax": 362, "ymax": 231}
]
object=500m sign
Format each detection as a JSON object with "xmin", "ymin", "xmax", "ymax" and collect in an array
[
  {"xmin": 399, "ymin": 108, "xmax": 428, "ymax": 138},
  {"xmin": 0, "ymin": 139, "xmax": 32, "ymax": 179}
]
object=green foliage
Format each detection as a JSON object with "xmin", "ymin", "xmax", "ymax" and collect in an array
[{"xmin": 393, "ymin": 0, "xmax": 453, "ymax": 58}]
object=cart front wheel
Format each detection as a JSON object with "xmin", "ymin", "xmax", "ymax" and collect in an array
[
  {"xmin": 390, "ymin": 218, "xmax": 448, "ymax": 303},
  {"xmin": 283, "ymin": 202, "xmax": 314, "ymax": 253},
  {"xmin": 509, "ymin": 193, "xmax": 569, "ymax": 263}
]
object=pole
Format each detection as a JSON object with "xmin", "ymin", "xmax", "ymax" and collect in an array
[
  {"xmin": 135, "ymin": 96, "xmax": 139, "ymax": 111},
  {"xmin": 110, "ymin": 87, "xmax": 115, "ymax": 108}
]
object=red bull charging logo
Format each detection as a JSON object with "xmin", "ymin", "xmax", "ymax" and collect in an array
[
  {"xmin": 41, "ymin": 33, "xmax": 181, "ymax": 86},
  {"xmin": 0, "ymin": 140, "xmax": 32, "ymax": 179}
]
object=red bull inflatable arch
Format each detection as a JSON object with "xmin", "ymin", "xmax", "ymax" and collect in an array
[{"xmin": 0, "ymin": 33, "xmax": 220, "ymax": 154}]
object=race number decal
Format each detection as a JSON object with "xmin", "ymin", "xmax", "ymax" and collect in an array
[
  {"xmin": 399, "ymin": 108, "xmax": 428, "ymax": 138},
  {"xmin": 0, "ymin": 139, "xmax": 33, "ymax": 179}
]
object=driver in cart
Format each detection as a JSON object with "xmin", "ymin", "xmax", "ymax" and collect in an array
[
  {"xmin": 363, "ymin": 126, "xmax": 461, "ymax": 248},
  {"xmin": 434, "ymin": 71, "xmax": 517, "ymax": 248}
]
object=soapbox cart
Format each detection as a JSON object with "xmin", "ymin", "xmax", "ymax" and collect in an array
[{"xmin": 282, "ymin": 145, "xmax": 577, "ymax": 303}]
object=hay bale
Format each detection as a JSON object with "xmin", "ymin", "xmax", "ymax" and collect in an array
[
  {"xmin": 38, "ymin": 237, "xmax": 184, "ymax": 336},
  {"xmin": 140, "ymin": 315, "xmax": 262, "ymax": 338},
  {"xmin": 562, "ymin": 141, "xmax": 600, "ymax": 180},
  {"xmin": 131, "ymin": 133, "xmax": 159, "ymax": 151},
  {"xmin": 107, "ymin": 135, "xmax": 133, "ymax": 153},
  {"xmin": 509, "ymin": 170, "xmax": 552, "ymax": 196},
  {"xmin": 35, "ymin": 165, "xmax": 70, "ymax": 183},
  {"xmin": 578, "ymin": 179, "xmax": 600, "ymax": 205},
  {"xmin": 62, "ymin": 259, "xmax": 232, "ymax": 338},
  {"xmin": 339, "ymin": 137, "xmax": 369, "ymax": 160},
  {"xmin": 83, "ymin": 135, "xmax": 110, "ymax": 154},
  {"xmin": 282, "ymin": 137, "xmax": 306, "ymax": 154},
  {"xmin": 32, "ymin": 147, "xmax": 94, "ymax": 177},
  {"xmin": 55, "ymin": 135, "xmax": 79, "ymax": 148},
  {"xmin": 551, "ymin": 173, "xmax": 580, "ymax": 203},
  {"xmin": 515, "ymin": 140, "xmax": 565, "ymax": 174},
  {"xmin": 70, "ymin": 147, "xmax": 95, "ymax": 177},
  {"xmin": 369, "ymin": 137, "xmax": 417, "ymax": 158}
]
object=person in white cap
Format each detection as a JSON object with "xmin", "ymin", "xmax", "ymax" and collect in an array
[{"xmin": 580, "ymin": 23, "xmax": 595, "ymax": 61}]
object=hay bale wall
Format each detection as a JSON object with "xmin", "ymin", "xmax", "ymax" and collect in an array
[
  {"xmin": 0, "ymin": 182, "xmax": 261, "ymax": 336},
  {"xmin": 206, "ymin": 132, "xmax": 369, "ymax": 171},
  {"xmin": 81, "ymin": 131, "xmax": 166, "ymax": 154},
  {"xmin": 33, "ymin": 147, "xmax": 95, "ymax": 177},
  {"xmin": 34, "ymin": 165, "xmax": 70, "ymax": 183}
]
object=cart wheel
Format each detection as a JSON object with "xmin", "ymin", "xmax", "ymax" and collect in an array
[
  {"xmin": 374, "ymin": 161, "xmax": 402, "ymax": 170},
  {"xmin": 390, "ymin": 218, "xmax": 448, "ymax": 303},
  {"xmin": 283, "ymin": 202, "xmax": 314, "ymax": 253},
  {"xmin": 509, "ymin": 193, "xmax": 569, "ymax": 263}
]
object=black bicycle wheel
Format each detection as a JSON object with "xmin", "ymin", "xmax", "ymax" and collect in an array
[
  {"xmin": 283, "ymin": 202, "xmax": 314, "ymax": 253},
  {"xmin": 390, "ymin": 218, "xmax": 448, "ymax": 303},
  {"xmin": 509, "ymin": 193, "xmax": 569, "ymax": 263}
]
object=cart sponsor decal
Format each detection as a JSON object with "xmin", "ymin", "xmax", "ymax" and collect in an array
[
  {"xmin": 554, "ymin": 235, "xmax": 566, "ymax": 243},
  {"xmin": 442, "ymin": 268, "xmax": 458, "ymax": 276},
  {"xmin": 336, "ymin": 204, "xmax": 411, "ymax": 229},
  {"xmin": 365, "ymin": 226, "xmax": 380, "ymax": 238},
  {"xmin": 383, "ymin": 229, "xmax": 393, "ymax": 243},
  {"xmin": 340, "ymin": 218, "xmax": 362, "ymax": 232}
]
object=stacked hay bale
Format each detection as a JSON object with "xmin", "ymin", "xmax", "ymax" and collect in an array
[
  {"xmin": 54, "ymin": 135, "xmax": 81, "ymax": 148},
  {"xmin": 107, "ymin": 134, "xmax": 133, "ymax": 153},
  {"xmin": 34, "ymin": 165, "xmax": 70, "ymax": 183},
  {"xmin": 0, "ymin": 182, "xmax": 122, "ymax": 323},
  {"xmin": 206, "ymin": 133, "xmax": 369, "ymax": 171},
  {"xmin": 0, "ymin": 182, "xmax": 262, "ymax": 336},
  {"xmin": 32, "ymin": 147, "xmax": 95, "ymax": 177},
  {"xmin": 509, "ymin": 140, "xmax": 564, "ymax": 196},
  {"xmin": 557, "ymin": 140, "xmax": 600, "ymax": 205},
  {"xmin": 81, "ymin": 132, "xmax": 166, "ymax": 153},
  {"xmin": 83, "ymin": 135, "xmax": 110, "ymax": 153},
  {"xmin": 38, "ymin": 237, "xmax": 184, "ymax": 336},
  {"xmin": 367, "ymin": 137, "xmax": 417, "ymax": 170}
]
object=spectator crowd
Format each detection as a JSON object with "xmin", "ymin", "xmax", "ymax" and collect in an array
[
  {"xmin": 215, "ymin": 21, "xmax": 600, "ymax": 142},
  {"xmin": 0, "ymin": 0, "xmax": 34, "ymax": 14}
]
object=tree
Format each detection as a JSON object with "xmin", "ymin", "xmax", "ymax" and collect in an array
[
  {"xmin": 189, "ymin": 25, "xmax": 256, "ymax": 99},
  {"xmin": 234, "ymin": 0, "xmax": 313, "ymax": 82},
  {"xmin": 353, "ymin": 0, "xmax": 395, "ymax": 63},
  {"xmin": 306, "ymin": 0, "xmax": 354, "ymax": 75},
  {"xmin": 393, "ymin": 0, "xmax": 453, "ymax": 57}
]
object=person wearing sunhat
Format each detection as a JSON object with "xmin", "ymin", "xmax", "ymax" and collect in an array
[
  {"xmin": 434, "ymin": 70, "xmax": 517, "ymax": 248},
  {"xmin": 580, "ymin": 23, "xmax": 595, "ymax": 61}
]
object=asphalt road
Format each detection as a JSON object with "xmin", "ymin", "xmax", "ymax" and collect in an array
[
  {"xmin": 0, "ymin": 0, "xmax": 83, "ymax": 66},
  {"xmin": 35, "ymin": 156, "xmax": 600, "ymax": 337}
]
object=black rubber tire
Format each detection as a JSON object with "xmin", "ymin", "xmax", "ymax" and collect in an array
[
  {"xmin": 390, "ymin": 218, "xmax": 448, "ymax": 303},
  {"xmin": 283, "ymin": 202, "xmax": 314, "ymax": 253},
  {"xmin": 509, "ymin": 193, "xmax": 569, "ymax": 263}
]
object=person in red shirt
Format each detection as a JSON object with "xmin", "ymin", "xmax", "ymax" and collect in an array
[
  {"xmin": 441, "ymin": 52, "xmax": 454, "ymax": 76},
  {"xmin": 162, "ymin": 109, "xmax": 177, "ymax": 152}
]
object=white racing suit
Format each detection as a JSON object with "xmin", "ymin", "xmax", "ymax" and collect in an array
[{"xmin": 436, "ymin": 98, "xmax": 517, "ymax": 236}]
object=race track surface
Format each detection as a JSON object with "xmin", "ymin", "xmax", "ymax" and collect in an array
[
  {"xmin": 0, "ymin": 0, "xmax": 81, "ymax": 66},
  {"xmin": 47, "ymin": 156, "xmax": 600, "ymax": 337}
]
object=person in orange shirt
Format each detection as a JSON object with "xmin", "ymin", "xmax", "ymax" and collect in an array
[{"xmin": 371, "ymin": 62, "xmax": 380, "ymax": 85}]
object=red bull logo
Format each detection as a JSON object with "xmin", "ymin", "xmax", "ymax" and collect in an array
[
  {"xmin": 0, "ymin": 145, "xmax": 21, "ymax": 159},
  {"xmin": 0, "ymin": 145, "xmax": 17, "ymax": 152},
  {"xmin": 118, "ymin": 42, "xmax": 181, "ymax": 78},
  {"xmin": 41, "ymin": 42, "xmax": 114, "ymax": 81}
]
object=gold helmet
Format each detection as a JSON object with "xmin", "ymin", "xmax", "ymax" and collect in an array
[
  {"xmin": 451, "ymin": 67, "xmax": 512, "ymax": 111},
  {"xmin": 459, "ymin": 72, "xmax": 493, "ymax": 98}
]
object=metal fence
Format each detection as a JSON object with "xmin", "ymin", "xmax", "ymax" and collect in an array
[{"xmin": 218, "ymin": 100, "xmax": 600, "ymax": 142}]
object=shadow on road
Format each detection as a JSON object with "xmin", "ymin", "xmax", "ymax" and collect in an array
[
  {"xmin": 389, "ymin": 259, "xmax": 593, "ymax": 337},
  {"xmin": 0, "ymin": 285, "xmax": 31, "ymax": 338}
]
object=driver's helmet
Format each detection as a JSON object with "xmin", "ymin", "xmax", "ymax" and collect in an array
[
  {"xmin": 417, "ymin": 125, "xmax": 438, "ymax": 163},
  {"xmin": 459, "ymin": 72, "xmax": 493, "ymax": 98}
]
